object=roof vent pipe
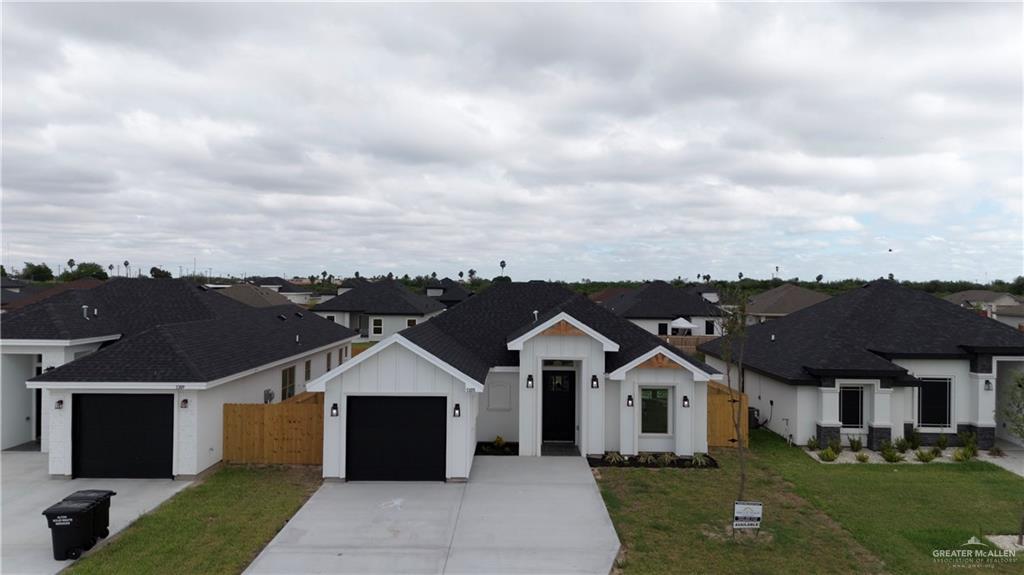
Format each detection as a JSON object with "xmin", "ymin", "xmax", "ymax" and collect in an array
[
  {"xmin": 533, "ymin": 310, "xmax": 538, "ymax": 323},
  {"xmin": 770, "ymin": 334, "xmax": 776, "ymax": 342},
  {"xmin": 93, "ymin": 307, "xmax": 99, "ymax": 317},
  {"xmin": 295, "ymin": 334, "xmax": 300, "ymax": 344},
  {"xmin": 82, "ymin": 305, "xmax": 90, "ymax": 320}
]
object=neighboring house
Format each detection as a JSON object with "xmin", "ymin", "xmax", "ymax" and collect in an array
[
  {"xmin": 745, "ymin": 283, "xmax": 831, "ymax": 324},
  {"xmin": 312, "ymin": 280, "xmax": 445, "ymax": 340},
  {"xmin": 602, "ymin": 280, "xmax": 725, "ymax": 337},
  {"xmin": 993, "ymin": 305, "xmax": 1024, "ymax": 331},
  {"xmin": 587, "ymin": 286, "xmax": 636, "ymax": 305},
  {"xmin": 687, "ymin": 283, "xmax": 720, "ymax": 304},
  {"xmin": 247, "ymin": 276, "xmax": 315, "ymax": 305},
  {"xmin": 1, "ymin": 278, "xmax": 103, "ymax": 314},
  {"xmin": 1, "ymin": 278, "xmax": 357, "ymax": 478},
  {"xmin": 700, "ymin": 281, "xmax": 1024, "ymax": 451},
  {"xmin": 336, "ymin": 277, "xmax": 368, "ymax": 296},
  {"xmin": 308, "ymin": 281, "xmax": 719, "ymax": 481},
  {"xmin": 425, "ymin": 277, "xmax": 472, "ymax": 308},
  {"xmin": 944, "ymin": 290, "xmax": 1021, "ymax": 315},
  {"xmin": 219, "ymin": 283, "xmax": 294, "ymax": 308},
  {"xmin": 1, "ymin": 277, "xmax": 28, "ymax": 293}
]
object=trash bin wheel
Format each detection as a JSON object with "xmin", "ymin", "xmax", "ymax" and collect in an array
[
  {"xmin": 67, "ymin": 548, "xmax": 82, "ymax": 560},
  {"xmin": 99, "ymin": 528, "xmax": 110, "ymax": 538}
]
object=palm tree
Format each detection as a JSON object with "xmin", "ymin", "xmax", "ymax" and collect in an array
[
  {"xmin": 499, "ymin": 260, "xmax": 506, "ymax": 275},
  {"xmin": 67, "ymin": 258, "xmax": 76, "ymax": 271},
  {"xmin": 458, "ymin": 271, "xmax": 464, "ymax": 281},
  {"xmin": 108, "ymin": 264, "xmax": 114, "ymax": 275},
  {"xmin": 123, "ymin": 260, "xmax": 130, "ymax": 277},
  {"xmin": 467, "ymin": 269, "xmax": 477, "ymax": 281}
]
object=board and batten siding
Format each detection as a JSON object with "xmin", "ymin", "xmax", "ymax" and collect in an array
[
  {"xmin": 321, "ymin": 343, "xmax": 478, "ymax": 480},
  {"xmin": 477, "ymin": 371, "xmax": 519, "ymax": 442},
  {"xmin": 617, "ymin": 367, "xmax": 706, "ymax": 456}
]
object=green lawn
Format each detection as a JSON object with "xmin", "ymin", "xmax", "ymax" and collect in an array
[
  {"xmin": 67, "ymin": 466, "xmax": 321, "ymax": 575},
  {"xmin": 598, "ymin": 430, "xmax": 1024, "ymax": 575}
]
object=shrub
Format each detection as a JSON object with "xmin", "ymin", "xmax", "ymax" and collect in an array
[
  {"xmin": 828, "ymin": 437, "xmax": 843, "ymax": 454},
  {"xmin": 989, "ymin": 446, "xmax": 1005, "ymax": 457},
  {"xmin": 958, "ymin": 432, "xmax": 978, "ymax": 458},
  {"xmin": 848, "ymin": 437, "xmax": 863, "ymax": 452},
  {"xmin": 656, "ymin": 452, "xmax": 678, "ymax": 467},
  {"xmin": 914, "ymin": 448, "xmax": 936, "ymax": 463},
  {"xmin": 930, "ymin": 445, "xmax": 943, "ymax": 458},
  {"xmin": 952, "ymin": 447, "xmax": 974, "ymax": 462},
  {"xmin": 818, "ymin": 447, "xmax": 838, "ymax": 462},
  {"xmin": 635, "ymin": 452, "xmax": 657, "ymax": 465},
  {"xmin": 493, "ymin": 435, "xmax": 505, "ymax": 448},
  {"xmin": 881, "ymin": 443, "xmax": 905, "ymax": 463},
  {"xmin": 907, "ymin": 430, "xmax": 922, "ymax": 450},
  {"xmin": 691, "ymin": 453, "xmax": 710, "ymax": 468},
  {"xmin": 806, "ymin": 436, "xmax": 818, "ymax": 451},
  {"xmin": 855, "ymin": 452, "xmax": 870, "ymax": 463},
  {"xmin": 604, "ymin": 451, "xmax": 625, "ymax": 465},
  {"xmin": 894, "ymin": 437, "xmax": 909, "ymax": 453},
  {"xmin": 936, "ymin": 434, "xmax": 949, "ymax": 450}
]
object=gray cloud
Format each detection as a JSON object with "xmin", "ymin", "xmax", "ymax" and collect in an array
[{"xmin": 2, "ymin": 3, "xmax": 1020, "ymax": 282}]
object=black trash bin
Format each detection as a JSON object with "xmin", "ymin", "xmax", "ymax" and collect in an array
[
  {"xmin": 42, "ymin": 499, "xmax": 98, "ymax": 560},
  {"xmin": 63, "ymin": 490, "xmax": 117, "ymax": 538}
]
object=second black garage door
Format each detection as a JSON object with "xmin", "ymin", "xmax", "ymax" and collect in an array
[
  {"xmin": 72, "ymin": 394, "xmax": 174, "ymax": 479},
  {"xmin": 346, "ymin": 396, "xmax": 446, "ymax": 481}
]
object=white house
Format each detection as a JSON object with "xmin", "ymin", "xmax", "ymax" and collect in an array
[
  {"xmin": 311, "ymin": 279, "xmax": 445, "ymax": 341},
  {"xmin": 308, "ymin": 281, "xmax": 719, "ymax": 481},
  {"xmin": 602, "ymin": 280, "xmax": 725, "ymax": 337},
  {"xmin": 701, "ymin": 281, "xmax": 1024, "ymax": 450},
  {"xmin": 248, "ymin": 276, "xmax": 315, "ymax": 306},
  {"xmin": 2, "ymin": 278, "xmax": 357, "ymax": 478},
  {"xmin": 945, "ymin": 290, "xmax": 1021, "ymax": 315}
]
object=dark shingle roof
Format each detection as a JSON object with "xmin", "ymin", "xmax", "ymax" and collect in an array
[
  {"xmin": 945, "ymin": 290, "xmax": 1021, "ymax": 306},
  {"xmin": 428, "ymin": 278, "xmax": 471, "ymax": 307},
  {"xmin": 2, "ymin": 278, "xmax": 103, "ymax": 312},
  {"xmin": 3, "ymin": 278, "xmax": 357, "ymax": 383},
  {"xmin": 602, "ymin": 280, "xmax": 723, "ymax": 319},
  {"xmin": 401, "ymin": 281, "xmax": 716, "ymax": 384},
  {"xmin": 588, "ymin": 286, "xmax": 636, "ymax": 304},
  {"xmin": 247, "ymin": 276, "xmax": 310, "ymax": 294},
  {"xmin": 219, "ymin": 284, "xmax": 294, "ymax": 308},
  {"xmin": 746, "ymin": 283, "xmax": 831, "ymax": 316},
  {"xmin": 0, "ymin": 277, "xmax": 28, "ymax": 289},
  {"xmin": 700, "ymin": 281, "xmax": 1024, "ymax": 384},
  {"xmin": 313, "ymin": 280, "xmax": 445, "ymax": 315}
]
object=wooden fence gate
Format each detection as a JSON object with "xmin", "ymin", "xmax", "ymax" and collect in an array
[
  {"xmin": 707, "ymin": 381, "xmax": 749, "ymax": 448},
  {"xmin": 223, "ymin": 391, "xmax": 324, "ymax": 464}
]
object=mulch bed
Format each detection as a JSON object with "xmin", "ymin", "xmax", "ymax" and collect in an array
[
  {"xmin": 475, "ymin": 441, "xmax": 519, "ymax": 455},
  {"xmin": 587, "ymin": 453, "xmax": 719, "ymax": 469}
]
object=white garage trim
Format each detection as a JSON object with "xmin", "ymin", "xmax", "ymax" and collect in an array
[
  {"xmin": 608, "ymin": 346, "xmax": 718, "ymax": 382},
  {"xmin": 506, "ymin": 312, "xmax": 620, "ymax": 352}
]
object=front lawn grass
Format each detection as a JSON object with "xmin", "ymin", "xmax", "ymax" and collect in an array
[
  {"xmin": 598, "ymin": 430, "xmax": 1024, "ymax": 574},
  {"xmin": 67, "ymin": 465, "xmax": 321, "ymax": 575}
]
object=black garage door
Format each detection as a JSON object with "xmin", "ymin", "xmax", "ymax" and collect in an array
[
  {"xmin": 346, "ymin": 396, "xmax": 446, "ymax": 481},
  {"xmin": 73, "ymin": 394, "xmax": 174, "ymax": 479}
]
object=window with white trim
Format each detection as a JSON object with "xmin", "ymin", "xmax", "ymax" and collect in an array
[
  {"xmin": 304, "ymin": 360, "xmax": 311, "ymax": 381},
  {"xmin": 839, "ymin": 386, "xmax": 863, "ymax": 428},
  {"xmin": 657, "ymin": 323, "xmax": 668, "ymax": 336},
  {"xmin": 407, "ymin": 318, "xmax": 417, "ymax": 328},
  {"xmin": 281, "ymin": 366, "xmax": 296, "ymax": 400},
  {"xmin": 705, "ymin": 320, "xmax": 715, "ymax": 335},
  {"xmin": 640, "ymin": 387, "xmax": 671, "ymax": 434},
  {"xmin": 918, "ymin": 377, "xmax": 952, "ymax": 428},
  {"xmin": 372, "ymin": 318, "xmax": 383, "ymax": 335}
]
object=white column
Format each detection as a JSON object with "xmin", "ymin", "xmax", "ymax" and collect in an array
[
  {"xmin": 817, "ymin": 387, "xmax": 840, "ymax": 426},
  {"xmin": 619, "ymin": 378, "xmax": 637, "ymax": 455},
  {"xmin": 871, "ymin": 388, "xmax": 892, "ymax": 428},
  {"xmin": 970, "ymin": 372, "xmax": 996, "ymax": 427}
]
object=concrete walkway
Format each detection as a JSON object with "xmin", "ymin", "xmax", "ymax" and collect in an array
[
  {"xmin": 986, "ymin": 439, "xmax": 1024, "ymax": 478},
  {"xmin": 1, "ymin": 451, "xmax": 190, "ymax": 575},
  {"xmin": 246, "ymin": 456, "xmax": 620, "ymax": 574}
]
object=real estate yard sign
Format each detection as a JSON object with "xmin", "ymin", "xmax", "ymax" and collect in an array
[{"xmin": 733, "ymin": 501, "xmax": 763, "ymax": 529}]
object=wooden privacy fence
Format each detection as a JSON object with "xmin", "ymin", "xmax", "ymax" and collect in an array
[
  {"xmin": 664, "ymin": 335, "xmax": 719, "ymax": 355},
  {"xmin": 707, "ymin": 381, "xmax": 749, "ymax": 448},
  {"xmin": 223, "ymin": 391, "xmax": 324, "ymax": 465}
]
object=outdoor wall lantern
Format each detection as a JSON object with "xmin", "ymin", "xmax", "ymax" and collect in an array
[
  {"xmin": 526, "ymin": 374, "xmax": 535, "ymax": 389},
  {"xmin": 180, "ymin": 398, "xmax": 189, "ymax": 409},
  {"xmin": 453, "ymin": 403, "xmax": 461, "ymax": 418},
  {"xmin": 626, "ymin": 394, "xmax": 634, "ymax": 407},
  {"xmin": 984, "ymin": 379, "xmax": 993, "ymax": 391},
  {"xmin": 54, "ymin": 399, "xmax": 64, "ymax": 410},
  {"xmin": 591, "ymin": 375, "xmax": 600, "ymax": 389},
  {"xmin": 682, "ymin": 395, "xmax": 691, "ymax": 408},
  {"xmin": 330, "ymin": 403, "xmax": 339, "ymax": 417}
]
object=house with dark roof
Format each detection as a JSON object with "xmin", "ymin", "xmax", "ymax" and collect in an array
[
  {"xmin": 307, "ymin": 281, "xmax": 720, "ymax": 481},
  {"xmin": 335, "ymin": 277, "xmax": 369, "ymax": 296},
  {"xmin": 602, "ymin": 280, "xmax": 725, "ymax": 337},
  {"xmin": 587, "ymin": 285, "xmax": 636, "ymax": 305},
  {"xmin": 700, "ymin": 281, "xmax": 1024, "ymax": 451},
  {"xmin": 424, "ymin": 277, "xmax": 472, "ymax": 308},
  {"xmin": 1, "ymin": 277, "xmax": 103, "ymax": 314},
  {"xmin": 944, "ymin": 290, "xmax": 1021, "ymax": 315},
  {"xmin": 993, "ymin": 304, "xmax": 1024, "ymax": 331},
  {"xmin": 745, "ymin": 283, "xmax": 831, "ymax": 324},
  {"xmin": 1, "ymin": 278, "xmax": 357, "ymax": 478},
  {"xmin": 219, "ymin": 283, "xmax": 294, "ymax": 308},
  {"xmin": 247, "ymin": 276, "xmax": 314, "ymax": 305},
  {"xmin": 311, "ymin": 280, "xmax": 445, "ymax": 341}
]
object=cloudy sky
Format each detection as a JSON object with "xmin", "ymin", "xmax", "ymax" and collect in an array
[{"xmin": 3, "ymin": 3, "xmax": 1021, "ymax": 282}]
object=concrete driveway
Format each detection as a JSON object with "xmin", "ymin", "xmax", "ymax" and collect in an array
[
  {"xmin": 986, "ymin": 439, "xmax": 1024, "ymax": 478},
  {"xmin": 1, "ymin": 451, "xmax": 190, "ymax": 575},
  {"xmin": 246, "ymin": 456, "xmax": 620, "ymax": 575}
]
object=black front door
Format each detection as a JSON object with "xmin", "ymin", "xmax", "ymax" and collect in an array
[
  {"xmin": 72, "ymin": 394, "xmax": 174, "ymax": 478},
  {"xmin": 542, "ymin": 371, "xmax": 575, "ymax": 442},
  {"xmin": 346, "ymin": 396, "xmax": 446, "ymax": 481}
]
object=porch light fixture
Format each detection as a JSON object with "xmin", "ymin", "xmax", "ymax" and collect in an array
[
  {"xmin": 180, "ymin": 398, "xmax": 189, "ymax": 409},
  {"xmin": 984, "ymin": 379, "xmax": 993, "ymax": 391},
  {"xmin": 330, "ymin": 403, "xmax": 339, "ymax": 417},
  {"xmin": 526, "ymin": 374, "xmax": 535, "ymax": 389},
  {"xmin": 682, "ymin": 395, "xmax": 690, "ymax": 408},
  {"xmin": 453, "ymin": 403, "xmax": 461, "ymax": 418},
  {"xmin": 591, "ymin": 375, "xmax": 600, "ymax": 389},
  {"xmin": 626, "ymin": 394, "xmax": 634, "ymax": 407},
  {"xmin": 54, "ymin": 399, "xmax": 64, "ymax": 410}
]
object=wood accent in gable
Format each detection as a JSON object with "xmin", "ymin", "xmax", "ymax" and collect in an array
[
  {"xmin": 540, "ymin": 319, "xmax": 587, "ymax": 337},
  {"xmin": 636, "ymin": 353, "xmax": 682, "ymax": 370}
]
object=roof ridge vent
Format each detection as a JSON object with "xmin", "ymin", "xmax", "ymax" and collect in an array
[
  {"xmin": 294, "ymin": 311, "xmax": 304, "ymax": 318},
  {"xmin": 277, "ymin": 314, "xmax": 287, "ymax": 321}
]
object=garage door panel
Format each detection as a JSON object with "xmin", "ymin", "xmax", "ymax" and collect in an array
[
  {"xmin": 73, "ymin": 394, "xmax": 174, "ymax": 479},
  {"xmin": 346, "ymin": 396, "xmax": 446, "ymax": 481}
]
